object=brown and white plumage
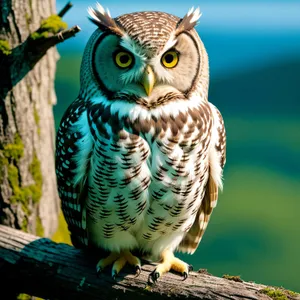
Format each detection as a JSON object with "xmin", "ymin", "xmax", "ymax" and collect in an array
[{"xmin": 55, "ymin": 2, "xmax": 226, "ymax": 281}]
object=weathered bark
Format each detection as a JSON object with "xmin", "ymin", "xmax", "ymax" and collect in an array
[
  {"xmin": 0, "ymin": 225, "xmax": 299, "ymax": 300},
  {"xmin": 0, "ymin": 1, "xmax": 79, "ymax": 239}
]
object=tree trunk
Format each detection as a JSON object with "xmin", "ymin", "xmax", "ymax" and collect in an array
[
  {"xmin": 0, "ymin": 0, "xmax": 61, "ymax": 238},
  {"xmin": 0, "ymin": 1, "xmax": 80, "ymax": 298},
  {"xmin": 0, "ymin": 0, "xmax": 60, "ymax": 238}
]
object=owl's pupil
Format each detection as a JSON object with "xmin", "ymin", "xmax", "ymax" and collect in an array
[
  {"xmin": 120, "ymin": 55, "xmax": 129, "ymax": 64},
  {"xmin": 165, "ymin": 54, "xmax": 174, "ymax": 63}
]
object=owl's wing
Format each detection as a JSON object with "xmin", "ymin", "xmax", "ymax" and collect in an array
[
  {"xmin": 178, "ymin": 104, "xmax": 226, "ymax": 254},
  {"xmin": 55, "ymin": 97, "xmax": 92, "ymax": 248}
]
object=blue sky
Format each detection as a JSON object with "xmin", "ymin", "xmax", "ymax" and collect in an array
[
  {"xmin": 56, "ymin": 1, "xmax": 300, "ymax": 77},
  {"xmin": 57, "ymin": 0, "xmax": 300, "ymax": 32}
]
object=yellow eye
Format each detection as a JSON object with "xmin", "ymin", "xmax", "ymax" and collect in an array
[
  {"xmin": 161, "ymin": 50, "xmax": 179, "ymax": 68},
  {"xmin": 115, "ymin": 51, "xmax": 133, "ymax": 68}
]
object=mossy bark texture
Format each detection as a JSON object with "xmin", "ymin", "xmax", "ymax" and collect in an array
[{"xmin": 0, "ymin": 0, "xmax": 60, "ymax": 238}]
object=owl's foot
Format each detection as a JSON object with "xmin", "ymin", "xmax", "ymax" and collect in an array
[
  {"xmin": 148, "ymin": 249, "xmax": 193, "ymax": 284},
  {"xmin": 96, "ymin": 250, "xmax": 141, "ymax": 280}
]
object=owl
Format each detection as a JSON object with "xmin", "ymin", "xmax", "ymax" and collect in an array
[{"xmin": 55, "ymin": 2, "xmax": 226, "ymax": 283}]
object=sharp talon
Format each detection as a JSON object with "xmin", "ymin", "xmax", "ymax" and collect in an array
[
  {"xmin": 135, "ymin": 265, "xmax": 141, "ymax": 277},
  {"xmin": 188, "ymin": 264, "xmax": 193, "ymax": 272},
  {"xmin": 153, "ymin": 271, "xmax": 160, "ymax": 282},
  {"xmin": 148, "ymin": 270, "xmax": 160, "ymax": 284},
  {"xmin": 112, "ymin": 271, "xmax": 117, "ymax": 281},
  {"xmin": 183, "ymin": 272, "xmax": 188, "ymax": 280},
  {"xmin": 96, "ymin": 266, "xmax": 102, "ymax": 277},
  {"xmin": 148, "ymin": 272, "xmax": 153, "ymax": 284}
]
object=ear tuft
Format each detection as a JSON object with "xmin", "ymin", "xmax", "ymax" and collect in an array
[
  {"xmin": 87, "ymin": 2, "xmax": 124, "ymax": 36},
  {"xmin": 175, "ymin": 6, "xmax": 202, "ymax": 35}
]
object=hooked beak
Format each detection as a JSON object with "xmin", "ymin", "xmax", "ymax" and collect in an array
[{"xmin": 141, "ymin": 65, "xmax": 156, "ymax": 96}]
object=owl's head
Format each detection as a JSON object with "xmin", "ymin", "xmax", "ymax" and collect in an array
[{"xmin": 80, "ymin": 2, "xmax": 209, "ymax": 108}]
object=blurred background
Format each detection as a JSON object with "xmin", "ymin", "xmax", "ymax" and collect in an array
[{"xmin": 53, "ymin": 0, "xmax": 300, "ymax": 292}]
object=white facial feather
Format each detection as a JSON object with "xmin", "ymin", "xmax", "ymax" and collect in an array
[
  {"xmin": 150, "ymin": 58, "xmax": 174, "ymax": 84},
  {"xmin": 121, "ymin": 34, "xmax": 148, "ymax": 60},
  {"xmin": 119, "ymin": 63, "xmax": 145, "ymax": 85},
  {"xmin": 119, "ymin": 34, "xmax": 148, "ymax": 84},
  {"xmin": 91, "ymin": 93, "xmax": 205, "ymax": 123},
  {"xmin": 149, "ymin": 33, "xmax": 177, "ymax": 84},
  {"xmin": 160, "ymin": 33, "xmax": 177, "ymax": 55}
]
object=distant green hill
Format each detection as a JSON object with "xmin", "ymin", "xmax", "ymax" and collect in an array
[{"xmin": 209, "ymin": 58, "xmax": 300, "ymax": 117}]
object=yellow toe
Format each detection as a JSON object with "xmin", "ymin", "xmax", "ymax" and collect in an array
[
  {"xmin": 96, "ymin": 252, "xmax": 119, "ymax": 273},
  {"xmin": 96, "ymin": 250, "xmax": 142, "ymax": 279},
  {"xmin": 171, "ymin": 256, "xmax": 189, "ymax": 274},
  {"xmin": 149, "ymin": 249, "xmax": 191, "ymax": 283},
  {"xmin": 124, "ymin": 251, "xmax": 141, "ymax": 267},
  {"xmin": 112, "ymin": 255, "xmax": 127, "ymax": 278}
]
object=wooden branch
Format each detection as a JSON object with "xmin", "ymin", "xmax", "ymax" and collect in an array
[
  {"xmin": 0, "ymin": 1, "xmax": 80, "ymax": 99},
  {"xmin": 58, "ymin": 1, "xmax": 73, "ymax": 17},
  {"xmin": 29, "ymin": 25, "xmax": 81, "ymax": 53},
  {"xmin": 0, "ymin": 225, "xmax": 298, "ymax": 300}
]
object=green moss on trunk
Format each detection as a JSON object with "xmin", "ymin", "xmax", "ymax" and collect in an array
[
  {"xmin": 36, "ymin": 215, "xmax": 44, "ymax": 237},
  {"xmin": 0, "ymin": 156, "xmax": 7, "ymax": 181},
  {"xmin": 3, "ymin": 133, "xmax": 24, "ymax": 161},
  {"xmin": 8, "ymin": 156, "xmax": 42, "ymax": 205},
  {"xmin": 17, "ymin": 293, "xmax": 44, "ymax": 300},
  {"xmin": 260, "ymin": 287, "xmax": 299, "ymax": 300},
  {"xmin": 261, "ymin": 288, "xmax": 288, "ymax": 300},
  {"xmin": 17, "ymin": 293, "xmax": 32, "ymax": 300},
  {"xmin": 34, "ymin": 106, "xmax": 41, "ymax": 135},
  {"xmin": 0, "ymin": 132, "xmax": 23, "ymax": 182},
  {"xmin": 21, "ymin": 216, "xmax": 28, "ymax": 232},
  {"xmin": 40, "ymin": 15, "xmax": 67, "ymax": 33},
  {"xmin": 8, "ymin": 164, "xmax": 33, "ymax": 204},
  {"xmin": 1, "ymin": 133, "xmax": 43, "ymax": 233},
  {"xmin": 51, "ymin": 211, "xmax": 72, "ymax": 245},
  {"xmin": 25, "ymin": 13, "xmax": 32, "ymax": 31},
  {"xmin": 222, "ymin": 274, "xmax": 243, "ymax": 283},
  {"xmin": 30, "ymin": 31, "xmax": 49, "ymax": 40},
  {"xmin": 28, "ymin": 153, "xmax": 42, "ymax": 203},
  {"xmin": 30, "ymin": 15, "xmax": 67, "ymax": 40},
  {"xmin": 0, "ymin": 39, "xmax": 11, "ymax": 55}
]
